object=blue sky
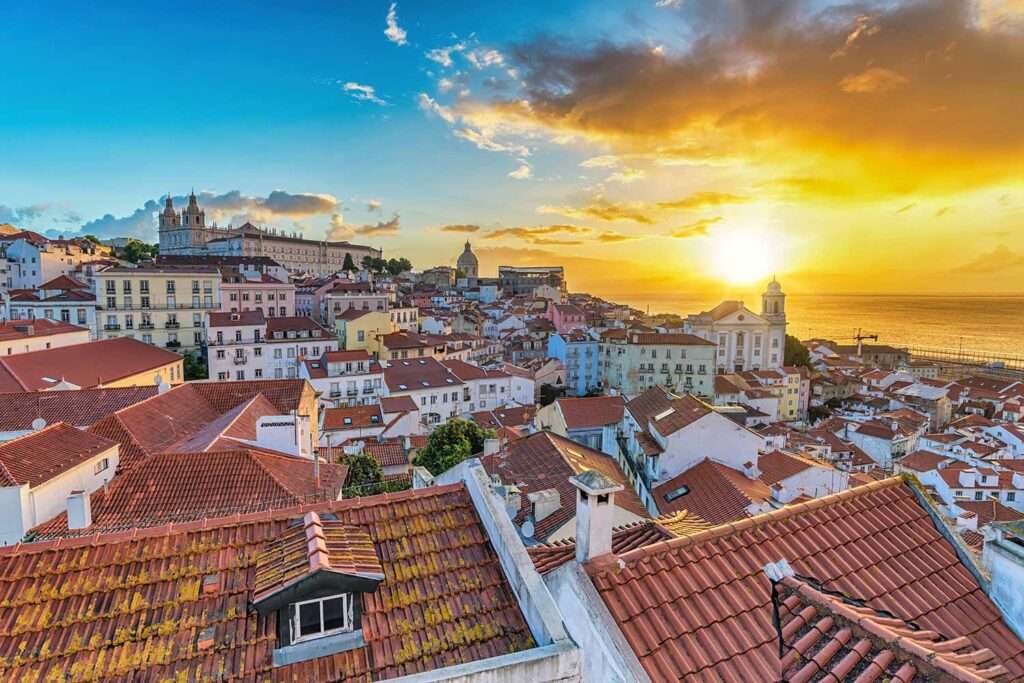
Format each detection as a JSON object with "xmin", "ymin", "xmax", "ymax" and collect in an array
[{"xmin": 2, "ymin": 0, "xmax": 1022, "ymax": 301}]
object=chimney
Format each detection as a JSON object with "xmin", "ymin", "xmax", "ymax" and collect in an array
[
  {"xmin": 67, "ymin": 490, "xmax": 92, "ymax": 530},
  {"xmin": 959, "ymin": 469, "xmax": 977, "ymax": 488},
  {"xmin": 772, "ymin": 482, "xmax": 796, "ymax": 504},
  {"xmin": 570, "ymin": 470, "xmax": 623, "ymax": 563},
  {"xmin": 956, "ymin": 510, "xmax": 978, "ymax": 531},
  {"xmin": 483, "ymin": 438, "xmax": 501, "ymax": 457},
  {"xmin": 742, "ymin": 460, "xmax": 761, "ymax": 480},
  {"xmin": 1013, "ymin": 472, "xmax": 1024, "ymax": 490},
  {"xmin": 527, "ymin": 488, "xmax": 560, "ymax": 523}
]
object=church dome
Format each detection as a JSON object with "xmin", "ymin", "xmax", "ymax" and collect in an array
[
  {"xmin": 457, "ymin": 241, "xmax": 479, "ymax": 273},
  {"xmin": 764, "ymin": 276, "xmax": 783, "ymax": 294}
]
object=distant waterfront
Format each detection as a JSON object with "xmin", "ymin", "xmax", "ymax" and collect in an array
[{"xmin": 617, "ymin": 293, "xmax": 1024, "ymax": 358}]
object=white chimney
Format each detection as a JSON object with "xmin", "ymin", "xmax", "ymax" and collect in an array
[
  {"xmin": 1013, "ymin": 472, "xmax": 1024, "ymax": 489},
  {"xmin": 527, "ymin": 488, "xmax": 560, "ymax": 522},
  {"xmin": 483, "ymin": 438, "xmax": 500, "ymax": 456},
  {"xmin": 67, "ymin": 490, "xmax": 92, "ymax": 530},
  {"xmin": 571, "ymin": 470, "xmax": 623, "ymax": 563},
  {"xmin": 772, "ymin": 482, "xmax": 796, "ymax": 504},
  {"xmin": 742, "ymin": 460, "xmax": 761, "ymax": 480},
  {"xmin": 255, "ymin": 414, "xmax": 311, "ymax": 459},
  {"xmin": 956, "ymin": 510, "xmax": 978, "ymax": 531}
]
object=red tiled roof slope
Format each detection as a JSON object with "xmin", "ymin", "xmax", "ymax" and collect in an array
[
  {"xmin": 0, "ymin": 386, "xmax": 159, "ymax": 431},
  {"xmin": 31, "ymin": 449, "xmax": 348, "ymax": 539},
  {"xmin": 0, "ymin": 484, "xmax": 534, "ymax": 682},
  {"xmin": 588, "ymin": 478, "xmax": 1024, "ymax": 681},
  {"xmin": 0, "ymin": 423, "xmax": 117, "ymax": 487},
  {"xmin": 653, "ymin": 458, "xmax": 772, "ymax": 525}
]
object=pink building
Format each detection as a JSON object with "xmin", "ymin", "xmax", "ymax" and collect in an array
[
  {"xmin": 547, "ymin": 303, "xmax": 587, "ymax": 334},
  {"xmin": 220, "ymin": 273, "xmax": 294, "ymax": 317}
]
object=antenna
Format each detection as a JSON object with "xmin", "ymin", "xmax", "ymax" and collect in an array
[{"xmin": 31, "ymin": 417, "xmax": 47, "ymax": 431}]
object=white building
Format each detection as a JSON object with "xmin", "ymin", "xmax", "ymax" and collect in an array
[
  {"xmin": 5, "ymin": 274, "xmax": 97, "ymax": 332},
  {"xmin": 4, "ymin": 236, "xmax": 106, "ymax": 290},
  {"xmin": 300, "ymin": 349, "xmax": 385, "ymax": 407},
  {"xmin": 383, "ymin": 357, "xmax": 465, "ymax": 427},
  {"xmin": 0, "ymin": 319, "xmax": 91, "ymax": 356},
  {"xmin": 684, "ymin": 278, "xmax": 787, "ymax": 372},
  {"xmin": 207, "ymin": 312, "xmax": 339, "ymax": 381},
  {"xmin": 0, "ymin": 423, "xmax": 119, "ymax": 545}
]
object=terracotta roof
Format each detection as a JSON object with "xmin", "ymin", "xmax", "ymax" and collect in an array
[
  {"xmin": 528, "ymin": 510, "xmax": 711, "ymax": 575},
  {"xmin": 207, "ymin": 310, "xmax": 265, "ymax": 327},
  {"xmin": 0, "ymin": 386, "xmax": 158, "ymax": 431},
  {"xmin": 0, "ymin": 337, "xmax": 181, "ymax": 392},
  {"xmin": 955, "ymin": 499, "xmax": 1024, "ymax": 527},
  {"xmin": 0, "ymin": 319, "xmax": 89, "ymax": 342},
  {"xmin": 777, "ymin": 574, "xmax": 1011, "ymax": 681},
  {"xmin": 589, "ymin": 478, "xmax": 1024, "ymax": 681},
  {"xmin": 440, "ymin": 358, "xmax": 488, "ymax": 381},
  {"xmin": 323, "ymin": 404, "xmax": 384, "ymax": 431},
  {"xmin": 557, "ymin": 395, "xmax": 625, "ymax": 429},
  {"xmin": 650, "ymin": 395, "xmax": 714, "ymax": 437},
  {"xmin": 470, "ymin": 406, "xmax": 536, "ymax": 431},
  {"xmin": 629, "ymin": 332, "xmax": 715, "ymax": 346},
  {"xmin": 352, "ymin": 438, "xmax": 409, "ymax": 468},
  {"xmin": 0, "ymin": 484, "xmax": 534, "ymax": 681},
  {"xmin": 653, "ymin": 458, "xmax": 772, "ymax": 524},
  {"xmin": 0, "ymin": 423, "xmax": 117, "ymax": 488},
  {"xmin": 380, "ymin": 395, "xmax": 418, "ymax": 414},
  {"xmin": 757, "ymin": 450, "xmax": 821, "ymax": 486},
  {"xmin": 189, "ymin": 378, "xmax": 310, "ymax": 415},
  {"xmin": 322, "ymin": 349, "xmax": 375, "ymax": 363},
  {"xmin": 383, "ymin": 357, "xmax": 462, "ymax": 392},
  {"xmin": 480, "ymin": 431, "xmax": 648, "ymax": 539},
  {"xmin": 898, "ymin": 449, "xmax": 951, "ymax": 472},
  {"xmin": 31, "ymin": 449, "xmax": 347, "ymax": 539}
]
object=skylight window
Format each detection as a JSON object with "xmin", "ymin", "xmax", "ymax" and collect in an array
[
  {"xmin": 398, "ymin": 384, "xmax": 407, "ymax": 390},
  {"xmin": 654, "ymin": 408, "xmax": 675, "ymax": 421},
  {"xmin": 663, "ymin": 485, "xmax": 690, "ymax": 503}
]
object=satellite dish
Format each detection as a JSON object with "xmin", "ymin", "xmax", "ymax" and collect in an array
[
  {"xmin": 521, "ymin": 520, "xmax": 535, "ymax": 539},
  {"xmin": 31, "ymin": 418, "xmax": 47, "ymax": 431}
]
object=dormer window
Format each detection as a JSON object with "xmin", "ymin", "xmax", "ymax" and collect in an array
[{"xmin": 290, "ymin": 593, "xmax": 354, "ymax": 643}]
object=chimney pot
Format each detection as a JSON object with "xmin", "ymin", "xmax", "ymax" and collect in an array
[{"xmin": 570, "ymin": 470, "xmax": 623, "ymax": 563}]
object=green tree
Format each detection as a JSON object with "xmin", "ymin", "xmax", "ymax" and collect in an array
[
  {"xmin": 342, "ymin": 252, "xmax": 356, "ymax": 272},
  {"xmin": 415, "ymin": 418, "xmax": 496, "ymax": 476},
  {"xmin": 182, "ymin": 351, "xmax": 208, "ymax": 380},
  {"xmin": 385, "ymin": 257, "xmax": 412, "ymax": 276},
  {"xmin": 344, "ymin": 453, "xmax": 384, "ymax": 497},
  {"xmin": 83, "ymin": 234, "xmax": 102, "ymax": 245},
  {"xmin": 784, "ymin": 334, "xmax": 811, "ymax": 368},
  {"xmin": 121, "ymin": 241, "xmax": 158, "ymax": 263}
]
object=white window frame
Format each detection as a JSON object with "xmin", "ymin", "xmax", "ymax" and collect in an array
[{"xmin": 290, "ymin": 593, "xmax": 354, "ymax": 643}]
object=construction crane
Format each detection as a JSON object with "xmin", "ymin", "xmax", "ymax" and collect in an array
[{"xmin": 832, "ymin": 328, "xmax": 878, "ymax": 358}]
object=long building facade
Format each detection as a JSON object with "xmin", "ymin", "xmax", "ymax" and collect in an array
[{"xmin": 157, "ymin": 192, "xmax": 381, "ymax": 275}]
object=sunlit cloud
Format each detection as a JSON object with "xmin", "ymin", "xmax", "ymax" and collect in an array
[
  {"xmin": 838, "ymin": 67, "xmax": 908, "ymax": 94},
  {"xmin": 384, "ymin": 3, "xmax": 407, "ymax": 46},
  {"xmin": 508, "ymin": 162, "xmax": 533, "ymax": 180},
  {"xmin": 426, "ymin": 42, "xmax": 465, "ymax": 68},
  {"xmin": 671, "ymin": 217, "xmax": 721, "ymax": 238},
  {"xmin": 440, "ymin": 224, "xmax": 481, "ymax": 233},
  {"xmin": 656, "ymin": 191, "xmax": 748, "ymax": 210},
  {"xmin": 596, "ymin": 231, "xmax": 639, "ymax": 243},
  {"xmin": 538, "ymin": 198, "xmax": 655, "ymax": 224},
  {"xmin": 485, "ymin": 224, "xmax": 591, "ymax": 242},
  {"xmin": 950, "ymin": 244, "xmax": 1024, "ymax": 274},
  {"xmin": 607, "ymin": 168, "xmax": 645, "ymax": 183}
]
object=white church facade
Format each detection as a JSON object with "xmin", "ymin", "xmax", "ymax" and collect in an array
[
  {"xmin": 684, "ymin": 279, "xmax": 788, "ymax": 373},
  {"xmin": 157, "ymin": 192, "xmax": 381, "ymax": 276}
]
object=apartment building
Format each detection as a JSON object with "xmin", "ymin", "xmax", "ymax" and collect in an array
[
  {"xmin": 94, "ymin": 265, "xmax": 221, "ymax": 353},
  {"xmin": 600, "ymin": 332, "xmax": 716, "ymax": 397},
  {"xmin": 207, "ymin": 312, "xmax": 339, "ymax": 381}
]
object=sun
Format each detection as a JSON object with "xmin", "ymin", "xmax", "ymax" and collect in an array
[{"xmin": 709, "ymin": 226, "xmax": 779, "ymax": 285}]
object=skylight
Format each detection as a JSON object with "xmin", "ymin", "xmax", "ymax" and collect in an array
[
  {"xmin": 663, "ymin": 485, "xmax": 690, "ymax": 503},
  {"xmin": 654, "ymin": 408, "xmax": 675, "ymax": 421}
]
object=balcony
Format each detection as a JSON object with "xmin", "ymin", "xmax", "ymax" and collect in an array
[
  {"xmin": 346, "ymin": 389, "xmax": 358, "ymax": 397},
  {"xmin": 103, "ymin": 324, "xmax": 121, "ymax": 331},
  {"xmin": 362, "ymin": 387, "xmax": 375, "ymax": 394},
  {"xmin": 233, "ymin": 355, "xmax": 248, "ymax": 366},
  {"xmin": 165, "ymin": 321, "xmax": 180, "ymax": 329},
  {"xmin": 140, "ymin": 322, "xmax": 154, "ymax": 330},
  {"xmin": 165, "ymin": 341, "xmax": 181, "ymax": 349}
]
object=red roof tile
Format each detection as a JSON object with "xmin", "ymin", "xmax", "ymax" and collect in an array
[
  {"xmin": 757, "ymin": 450, "xmax": 821, "ymax": 486},
  {"xmin": 653, "ymin": 458, "xmax": 772, "ymax": 525},
  {"xmin": 207, "ymin": 309, "xmax": 266, "ymax": 327},
  {"xmin": 588, "ymin": 479, "xmax": 1024, "ymax": 681},
  {"xmin": 0, "ymin": 386, "xmax": 159, "ymax": 431},
  {"xmin": 380, "ymin": 395, "xmax": 418, "ymax": 414},
  {"xmin": 481, "ymin": 431, "xmax": 648, "ymax": 539},
  {"xmin": 0, "ymin": 484, "xmax": 534, "ymax": 682},
  {"xmin": 0, "ymin": 319, "xmax": 89, "ymax": 342},
  {"xmin": 323, "ymin": 404, "xmax": 384, "ymax": 431},
  {"xmin": 556, "ymin": 396, "xmax": 625, "ymax": 429},
  {"xmin": 0, "ymin": 337, "xmax": 181, "ymax": 392},
  {"xmin": 31, "ymin": 449, "xmax": 347, "ymax": 539},
  {"xmin": 0, "ymin": 423, "xmax": 117, "ymax": 488}
]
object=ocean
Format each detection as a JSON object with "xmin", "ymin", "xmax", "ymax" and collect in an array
[{"xmin": 616, "ymin": 293, "xmax": 1024, "ymax": 359}]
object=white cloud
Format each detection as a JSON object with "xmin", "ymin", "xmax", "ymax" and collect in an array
[
  {"xmin": 467, "ymin": 48, "xmax": 505, "ymax": 69},
  {"xmin": 607, "ymin": 168, "xmax": 646, "ymax": 183},
  {"xmin": 342, "ymin": 82, "xmax": 386, "ymax": 105},
  {"xmin": 426, "ymin": 42, "xmax": 465, "ymax": 68},
  {"xmin": 453, "ymin": 127, "xmax": 530, "ymax": 158},
  {"xmin": 366, "ymin": 199, "xmax": 382, "ymax": 212},
  {"xmin": 580, "ymin": 155, "xmax": 621, "ymax": 169},
  {"xmin": 417, "ymin": 93, "xmax": 456, "ymax": 123},
  {"xmin": 508, "ymin": 162, "xmax": 533, "ymax": 180},
  {"xmin": 384, "ymin": 3, "xmax": 407, "ymax": 46}
]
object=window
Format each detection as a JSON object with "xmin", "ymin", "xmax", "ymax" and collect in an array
[
  {"xmin": 217, "ymin": 349, "xmax": 226, "ymax": 359},
  {"xmin": 94, "ymin": 457, "xmax": 109, "ymax": 474},
  {"xmin": 1009, "ymin": 492, "xmax": 1017, "ymax": 502},
  {"xmin": 255, "ymin": 368, "xmax": 263, "ymax": 378}
]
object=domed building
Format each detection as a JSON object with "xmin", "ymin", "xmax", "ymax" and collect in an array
[{"xmin": 457, "ymin": 241, "xmax": 479, "ymax": 279}]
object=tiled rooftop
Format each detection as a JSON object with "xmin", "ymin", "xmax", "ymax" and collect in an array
[
  {"xmin": 653, "ymin": 458, "xmax": 773, "ymax": 525},
  {"xmin": 0, "ymin": 484, "xmax": 535, "ymax": 681},
  {"xmin": 0, "ymin": 386, "xmax": 159, "ymax": 431},
  {"xmin": 30, "ymin": 449, "xmax": 348, "ymax": 539},
  {"xmin": 588, "ymin": 478, "xmax": 1024, "ymax": 681},
  {"xmin": 0, "ymin": 423, "xmax": 117, "ymax": 488},
  {"xmin": 556, "ymin": 396, "xmax": 625, "ymax": 429}
]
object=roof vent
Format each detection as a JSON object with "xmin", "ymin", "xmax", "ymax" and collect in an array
[{"xmin": 663, "ymin": 485, "xmax": 689, "ymax": 503}]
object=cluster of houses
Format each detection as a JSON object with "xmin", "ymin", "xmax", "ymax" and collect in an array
[{"xmin": 0, "ymin": 229, "xmax": 1023, "ymax": 680}]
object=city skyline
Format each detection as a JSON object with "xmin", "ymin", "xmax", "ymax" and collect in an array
[{"xmin": 2, "ymin": 0, "xmax": 1022, "ymax": 299}]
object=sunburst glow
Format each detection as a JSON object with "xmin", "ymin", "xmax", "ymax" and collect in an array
[{"xmin": 709, "ymin": 226, "xmax": 779, "ymax": 285}]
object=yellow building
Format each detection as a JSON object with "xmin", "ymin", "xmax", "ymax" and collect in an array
[
  {"xmin": 94, "ymin": 265, "xmax": 221, "ymax": 353},
  {"xmin": 336, "ymin": 309, "xmax": 394, "ymax": 351}
]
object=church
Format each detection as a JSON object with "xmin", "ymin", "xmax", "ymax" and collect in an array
[
  {"xmin": 684, "ymin": 278, "xmax": 788, "ymax": 372},
  {"xmin": 157, "ymin": 192, "xmax": 381, "ymax": 276}
]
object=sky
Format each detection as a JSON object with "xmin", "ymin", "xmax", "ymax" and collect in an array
[{"xmin": 1, "ymin": 0, "xmax": 1022, "ymax": 306}]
